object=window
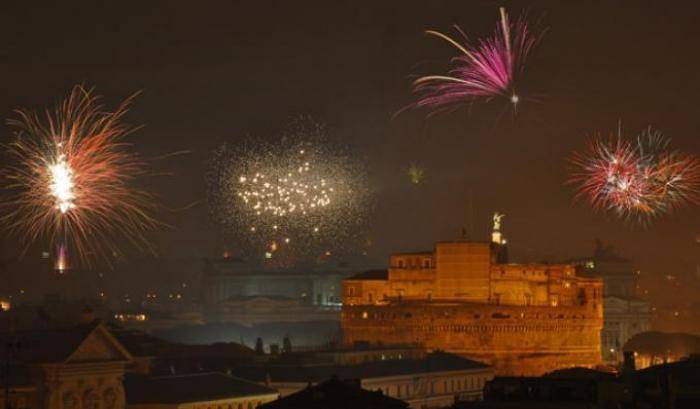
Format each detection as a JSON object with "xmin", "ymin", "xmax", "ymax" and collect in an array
[
  {"xmin": 398, "ymin": 259, "xmax": 405, "ymax": 268},
  {"xmin": 423, "ymin": 259, "xmax": 431, "ymax": 268},
  {"xmin": 103, "ymin": 390, "xmax": 117, "ymax": 409},
  {"xmin": 63, "ymin": 393, "xmax": 77, "ymax": 409},
  {"xmin": 368, "ymin": 293, "xmax": 373, "ymax": 302},
  {"xmin": 82, "ymin": 391, "xmax": 100, "ymax": 409},
  {"xmin": 348, "ymin": 287, "xmax": 355, "ymax": 296}
]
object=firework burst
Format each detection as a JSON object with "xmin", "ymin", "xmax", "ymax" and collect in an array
[
  {"xmin": 405, "ymin": 7, "xmax": 544, "ymax": 115},
  {"xmin": 0, "ymin": 86, "xmax": 157, "ymax": 266},
  {"xmin": 569, "ymin": 126, "xmax": 700, "ymax": 221},
  {"xmin": 407, "ymin": 162, "xmax": 426, "ymax": 185},
  {"xmin": 209, "ymin": 119, "xmax": 369, "ymax": 264}
]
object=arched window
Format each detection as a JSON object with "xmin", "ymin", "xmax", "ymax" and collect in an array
[
  {"xmin": 103, "ymin": 389, "xmax": 117, "ymax": 409},
  {"xmin": 62, "ymin": 392, "xmax": 78, "ymax": 409},
  {"xmin": 83, "ymin": 390, "xmax": 100, "ymax": 409}
]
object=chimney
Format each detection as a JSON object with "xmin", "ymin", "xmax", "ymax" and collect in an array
[{"xmin": 255, "ymin": 337, "xmax": 264, "ymax": 355}]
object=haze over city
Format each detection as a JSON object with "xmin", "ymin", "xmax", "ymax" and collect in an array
[{"xmin": 1, "ymin": 2, "xmax": 699, "ymax": 409}]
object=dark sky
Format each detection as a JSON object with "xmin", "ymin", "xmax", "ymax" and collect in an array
[{"xmin": 1, "ymin": 0, "xmax": 699, "ymax": 292}]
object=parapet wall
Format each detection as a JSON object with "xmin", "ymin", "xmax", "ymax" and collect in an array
[{"xmin": 342, "ymin": 301, "xmax": 602, "ymax": 376}]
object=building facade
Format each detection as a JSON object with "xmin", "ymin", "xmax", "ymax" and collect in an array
[
  {"xmin": 200, "ymin": 258, "xmax": 355, "ymax": 315},
  {"xmin": 342, "ymin": 237, "xmax": 604, "ymax": 376},
  {"xmin": 571, "ymin": 242, "xmax": 651, "ymax": 363},
  {"xmin": 0, "ymin": 323, "xmax": 132, "ymax": 409}
]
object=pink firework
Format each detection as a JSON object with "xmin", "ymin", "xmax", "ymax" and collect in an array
[
  {"xmin": 407, "ymin": 7, "xmax": 543, "ymax": 114},
  {"xmin": 569, "ymin": 128, "xmax": 700, "ymax": 221}
]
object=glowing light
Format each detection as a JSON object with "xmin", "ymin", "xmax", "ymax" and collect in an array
[
  {"xmin": 49, "ymin": 155, "xmax": 75, "ymax": 213},
  {"xmin": 402, "ymin": 7, "xmax": 544, "ymax": 115},
  {"xmin": 407, "ymin": 163, "xmax": 426, "ymax": 185},
  {"xmin": 55, "ymin": 244, "xmax": 68, "ymax": 273},
  {"xmin": 208, "ymin": 118, "xmax": 369, "ymax": 263},
  {"xmin": 0, "ymin": 86, "xmax": 158, "ymax": 265}
]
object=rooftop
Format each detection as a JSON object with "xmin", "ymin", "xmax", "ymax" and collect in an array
[
  {"xmin": 0, "ymin": 321, "xmax": 115, "ymax": 364},
  {"xmin": 233, "ymin": 351, "xmax": 489, "ymax": 383},
  {"xmin": 259, "ymin": 377, "xmax": 407, "ymax": 409},
  {"xmin": 125, "ymin": 372, "xmax": 277, "ymax": 404},
  {"xmin": 624, "ymin": 331, "xmax": 700, "ymax": 356}
]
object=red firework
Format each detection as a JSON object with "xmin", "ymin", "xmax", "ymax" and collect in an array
[
  {"xmin": 569, "ymin": 128, "xmax": 700, "ymax": 221},
  {"xmin": 0, "ymin": 86, "xmax": 157, "ymax": 265}
]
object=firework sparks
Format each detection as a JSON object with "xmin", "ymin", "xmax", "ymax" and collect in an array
[
  {"xmin": 0, "ymin": 86, "xmax": 158, "ymax": 265},
  {"xmin": 407, "ymin": 162, "xmax": 426, "ymax": 185},
  {"xmin": 209, "ymin": 119, "xmax": 369, "ymax": 263},
  {"xmin": 569, "ymin": 126, "xmax": 700, "ymax": 221},
  {"xmin": 404, "ymin": 7, "xmax": 543, "ymax": 115}
]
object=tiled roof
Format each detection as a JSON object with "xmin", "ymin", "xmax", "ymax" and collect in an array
[
  {"xmin": 0, "ymin": 322, "xmax": 99, "ymax": 363},
  {"xmin": 108, "ymin": 325, "xmax": 174, "ymax": 357},
  {"xmin": 259, "ymin": 377, "xmax": 407, "ymax": 409},
  {"xmin": 233, "ymin": 351, "xmax": 489, "ymax": 383},
  {"xmin": 125, "ymin": 373, "xmax": 277, "ymax": 404}
]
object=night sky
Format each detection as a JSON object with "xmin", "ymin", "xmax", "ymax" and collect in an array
[{"xmin": 1, "ymin": 1, "xmax": 699, "ymax": 294}]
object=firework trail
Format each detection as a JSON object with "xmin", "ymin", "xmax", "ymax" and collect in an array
[
  {"xmin": 0, "ymin": 86, "xmax": 158, "ymax": 266},
  {"xmin": 403, "ymin": 7, "xmax": 544, "ymax": 116},
  {"xmin": 569, "ymin": 126, "xmax": 700, "ymax": 222},
  {"xmin": 208, "ymin": 118, "xmax": 370, "ymax": 264}
]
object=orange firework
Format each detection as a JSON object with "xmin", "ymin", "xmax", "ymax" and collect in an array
[{"xmin": 0, "ymin": 86, "xmax": 157, "ymax": 265}]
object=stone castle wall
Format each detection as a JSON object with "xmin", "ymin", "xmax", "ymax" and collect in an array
[{"xmin": 342, "ymin": 301, "xmax": 602, "ymax": 376}]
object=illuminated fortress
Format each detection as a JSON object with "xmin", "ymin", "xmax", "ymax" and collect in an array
[{"xmin": 342, "ymin": 215, "xmax": 603, "ymax": 375}]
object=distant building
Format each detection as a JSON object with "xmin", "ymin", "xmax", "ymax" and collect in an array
[
  {"xmin": 232, "ymin": 349, "xmax": 493, "ymax": 408},
  {"xmin": 0, "ymin": 322, "xmax": 133, "ymax": 409},
  {"xmin": 571, "ymin": 240, "xmax": 651, "ymax": 363},
  {"xmin": 259, "ymin": 377, "xmax": 408, "ymax": 409},
  {"xmin": 125, "ymin": 373, "xmax": 278, "ymax": 409},
  {"xmin": 342, "ymin": 219, "xmax": 604, "ymax": 376},
  {"xmin": 200, "ymin": 257, "xmax": 373, "ymax": 324}
]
